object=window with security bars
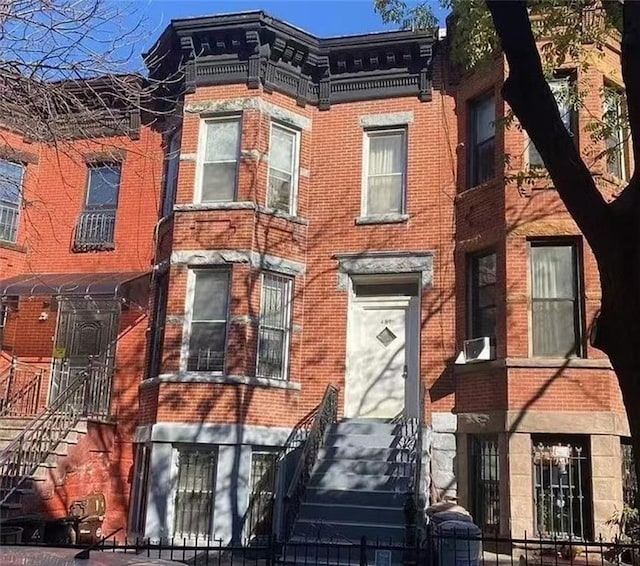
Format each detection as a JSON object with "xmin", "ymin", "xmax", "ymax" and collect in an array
[
  {"xmin": 256, "ymin": 273, "xmax": 292, "ymax": 380},
  {"xmin": 267, "ymin": 123, "xmax": 299, "ymax": 214},
  {"xmin": 530, "ymin": 241, "xmax": 582, "ymax": 357},
  {"xmin": 198, "ymin": 118, "xmax": 240, "ymax": 203},
  {"xmin": 0, "ymin": 160, "xmax": 24, "ymax": 244},
  {"xmin": 74, "ymin": 164, "xmax": 121, "ymax": 250},
  {"xmin": 622, "ymin": 440, "xmax": 638, "ymax": 508},
  {"xmin": 469, "ymin": 252, "xmax": 496, "ymax": 341},
  {"xmin": 532, "ymin": 437, "xmax": 591, "ymax": 540},
  {"xmin": 469, "ymin": 94, "xmax": 495, "ymax": 187},
  {"xmin": 470, "ymin": 436, "xmax": 500, "ymax": 533},
  {"xmin": 187, "ymin": 269, "xmax": 230, "ymax": 372},
  {"xmin": 363, "ymin": 129, "xmax": 406, "ymax": 216},
  {"xmin": 173, "ymin": 447, "xmax": 217, "ymax": 540},
  {"xmin": 129, "ymin": 444, "xmax": 150, "ymax": 535},
  {"xmin": 528, "ymin": 78, "xmax": 575, "ymax": 168},
  {"xmin": 244, "ymin": 450, "xmax": 277, "ymax": 542}
]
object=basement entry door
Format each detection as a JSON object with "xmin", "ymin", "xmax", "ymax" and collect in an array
[{"xmin": 345, "ymin": 280, "xmax": 419, "ymax": 419}]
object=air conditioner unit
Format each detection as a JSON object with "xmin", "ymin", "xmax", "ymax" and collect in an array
[{"xmin": 462, "ymin": 337, "xmax": 494, "ymax": 363}]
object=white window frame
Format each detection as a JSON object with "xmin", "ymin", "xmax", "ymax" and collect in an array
[
  {"xmin": 266, "ymin": 122, "xmax": 300, "ymax": 215},
  {"xmin": 526, "ymin": 78, "xmax": 574, "ymax": 169},
  {"xmin": 256, "ymin": 273, "xmax": 293, "ymax": 380},
  {"xmin": 0, "ymin": 160, "xmax": 25, "ymax": 244},
  {"xmin": 194, "ymin": 116, "xmax": 241, "ymax": 204},
  {"xmin": 361, "ymin": 128, "xmax": 407, "ymax": 217},
  {"xmin": 604, "ymin": 87, "xmax": 629, "ymax": 181},
  {"xmin": 180, "ymin": 268, "xmax": 231, "ymax": 374}
]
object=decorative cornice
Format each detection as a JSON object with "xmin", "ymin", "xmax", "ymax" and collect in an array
[{"xmin": 153, "ymin": 11, "xmax": 436, "ymax": 109}]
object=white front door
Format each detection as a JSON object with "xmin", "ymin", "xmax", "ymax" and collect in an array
[{"xmin": 345, "ymin": 295, "xmax": 417, "ymax": 419}]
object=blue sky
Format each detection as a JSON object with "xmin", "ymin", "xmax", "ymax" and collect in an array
[{"xmin": 142, "ymin": 1, "xmax": 448, "ymax": 40}]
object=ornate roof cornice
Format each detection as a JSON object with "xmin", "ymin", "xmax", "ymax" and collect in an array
[{"xmin": 153, "ymin": 11, "xmax": 436, "ymax": 109}]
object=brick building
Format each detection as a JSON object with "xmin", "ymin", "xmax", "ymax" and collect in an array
[{"xmin": 0, "ymin": 9, "xmax": 634, "ymax": 546}]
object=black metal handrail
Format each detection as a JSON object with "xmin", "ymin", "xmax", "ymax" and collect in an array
[
  {"xmin": 0, "ymin": 360, "xmax": 44, "ymax": 417},
  {"xmin": 281, "ymin": 384, "xmax": 338, "ymax": 540},
  {"xmin": 73, "ymin": 209, "xmax": 116, "ymax": 250},
  {"xmin": 0, "ymin": 358, "xmax": 111, "ymax": 507}
]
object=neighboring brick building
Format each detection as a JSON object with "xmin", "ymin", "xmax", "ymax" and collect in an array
[{"xmin": 0, "ymin": 9, "xmax": 634, "ymax": 545}]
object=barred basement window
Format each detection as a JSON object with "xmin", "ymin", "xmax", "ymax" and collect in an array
[
  {"xmin": 173, "ymin": 447, "xmax": 217, "ymax": 540},
  {"xmin": 470, "ymin": 436, "xmax": 500, "ymax": 533},
  {"xmin": 622, "ymin": 439, "xmax": 637, "ymax": 508},
  {"xmin": 533, "ymin": 437, "xmax": 591, "ymax": 540},
  {"xmin": 186, "ymin": 269, "xmax": 230, "ymax": 372},
  {"xmin": 256, "ymin": 273, "xmax": 292, "ymax": 379},
  {"xmin": 244, "ymin": 450, "xmax": 277, "ymax": 542}
]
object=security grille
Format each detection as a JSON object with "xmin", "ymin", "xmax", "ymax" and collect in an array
[
  {"xmin": 622, "ymin": 440, "xmax": 637, "ymax": 508},
  {"xmin": 533, "ymin": 438, "xmax": 590, "ymax": 539},
  {"xmin": 174, "ymin": 447, "xmax": 217, "ymax": 540},
  {"xmin": 471, "ymin": 436, "xmax": 500, "ymax": 533}
]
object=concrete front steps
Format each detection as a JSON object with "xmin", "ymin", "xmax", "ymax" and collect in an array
[
  {"xmin": 0, "ymin": 416, "xmax": 87, "ymax": 519},
  {"xmin": 291, "ymin": 419, "xmax": 411, "ymax": 547}
]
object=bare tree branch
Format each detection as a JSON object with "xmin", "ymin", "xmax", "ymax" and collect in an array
[{"xmin": 486, "ymin": 0, "xmax": 612, "ymax": 254}]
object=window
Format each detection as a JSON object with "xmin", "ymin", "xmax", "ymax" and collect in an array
[
  {"xmin": 533, "ymin": 436, "xmax": 591, "ymax": 539},
  {"xmin": 470, "ymin": 436, "xmax": 500, "ymax": 533},
  {"xmin": 186, "ymin": 269, "xmax": 230, "ymax": 373},
  {"xmin": 256, "ymin": 273, "xmax": 292, "ymax": 380},
  {"xmin": 469, "ymin": 94, "xmax": 495, "ymax": 187},
  {"xmin": 162, "ymin": 129, "xmax": 181, "ymax": 217},
  {"xmin": 622, "ymin": 440, "xmax": 637, "ymax": 509},
  {"xmin": 197, "ymin": 117, "xmax": 240, "ymax": 203},
  {"xmin": 74, "ymin": 164, "xmax": 121, "ymax": 250},
  {"xmin": 363, "ymin": 129, "xmax": 406, "ymax": 216},
  {"xmin": 173, "ymin": 446, "xmax": 217, "ymax": 539},
  {"xmin": 604, "ymin": 88, "xmax": 629, "ymax": 180},
  {"xmin": 530, "ymin": 241, "xmax": 582, "ymax": 357},
  {"xmin": 129, "ymin": 444, "xmax": 151, "ymax": 535},
  {"xmin": 528, "ymin": 78, "xmax": 575, "ymax": 168},
  {"xmin": 244, "ymin": 450, "xmax": 278, "ymax": 542},
  {"xmin": 267, "ymin": 123, "xmax": 300, "ymax": 214},
  {"xmin": 0, "ymin": 160, "xmax": 24, "ymax": 244},
  {"xmin": 148, "ymin": 274, "xmax": 168, "ymax": 378},
  {"xmin": 469, "ymin": 252, "xmax": 497, "ymax": 340}
]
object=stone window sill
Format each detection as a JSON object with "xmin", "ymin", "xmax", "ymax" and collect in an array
[
  {"xmin": 454, "ymin": 356, "xmax": 612, "ymax": 374},
  {"xmin": 143, "ymin": 372, "xmax": 302, "ymax": 390},
  {"xmin": 0, "ymin": 240, "xmax": 26, "ymax": 253},
  {"xmin": 174, "ymin": 201, "xmax": 309, "ymax": 226},
  {"xmin": 355, "ymin": 213, "xmax": 409, "ymax": 225}
]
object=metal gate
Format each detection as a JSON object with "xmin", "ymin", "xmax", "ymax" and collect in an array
[{"xmin": 49, "ymin": 298, "xmax": 118, "ymax": 415}]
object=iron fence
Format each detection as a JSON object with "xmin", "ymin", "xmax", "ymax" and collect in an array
[
  {"xmin": 8, "ymin": 531, "xmax": 640, "ymax": 566},
  {"xmin": 0, "ymin": 360, "xmax": 44, "ymax": 417},
  {"xmin": 74, "ymin": 209, "xmax": 116, "ymax": 250}
]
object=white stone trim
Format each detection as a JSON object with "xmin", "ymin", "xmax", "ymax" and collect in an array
[
  {"xmin": 142, "ymin": 372, "xmax": 302, "ymax": 391},
  {"xmin": 359, "ymin": 111, "xmax": 414, "ymax": 128},
  {"xmin": 185, "ymin": 97, "xmax": 312, "ymax": 131},
  {"xmin": 171, "ymin": 249, "xmax": 306, "ymax": 276}
]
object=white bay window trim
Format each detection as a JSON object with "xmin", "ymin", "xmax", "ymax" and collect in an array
[
  {"xmin": 181, "ymin": 268, "xmax": 231, "ymax": 373},
  {"xmin": 361, "ymin": 129, "xmax": 407, "ymax": 217},
  {"xmin": 195, "ymin": 116, "xmax": 241, "ymax": 204},
  {"xmin": 267, "ymin": 122, "xmax": 300, "ymax": 215},
  {"xmin": 256, "ymin": 273, "xmax": 292, "ymax": 380}
]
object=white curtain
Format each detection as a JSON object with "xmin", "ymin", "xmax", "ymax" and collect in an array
[
  {"xmin": 531, "ymin": 245, "xmax": 576, "ymax": 356},
  {"xmin": 367, "ymin": 133, "xmax": 403, "ymax": 214}
]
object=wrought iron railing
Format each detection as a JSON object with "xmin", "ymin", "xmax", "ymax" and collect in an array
[
  {"xmin": 0, "ymin": 202, "xmax": 19, "ymax": 243},
  {"xmin": 0, "ymin": 359, "xmax": 111, "ymax": 507},
  {"xmin": 277, "ymin": 384, "xmax": 338, "ymax": 540},
  {"xmin": 0, "ymin": 360, "xmax": 44, "ymax": 417},
  {"xmin": 73, "ymin": 209, "xmax": 116, "ymax": 250}
]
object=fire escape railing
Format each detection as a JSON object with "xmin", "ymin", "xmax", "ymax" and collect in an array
[
  {"xmin": 0, "ymin": 359, "xmax": 111, "ymax": 507},
  {"xmin": 73, "ymin": 209, "xmax": 116, "ymax": 251},
  {"xmin": 273, "ymin": 384, "xmax": 338, "ymax": 541},
  {"xmin": 0, "ymin": 360, "xmax": 44, "ymax": 417}
]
